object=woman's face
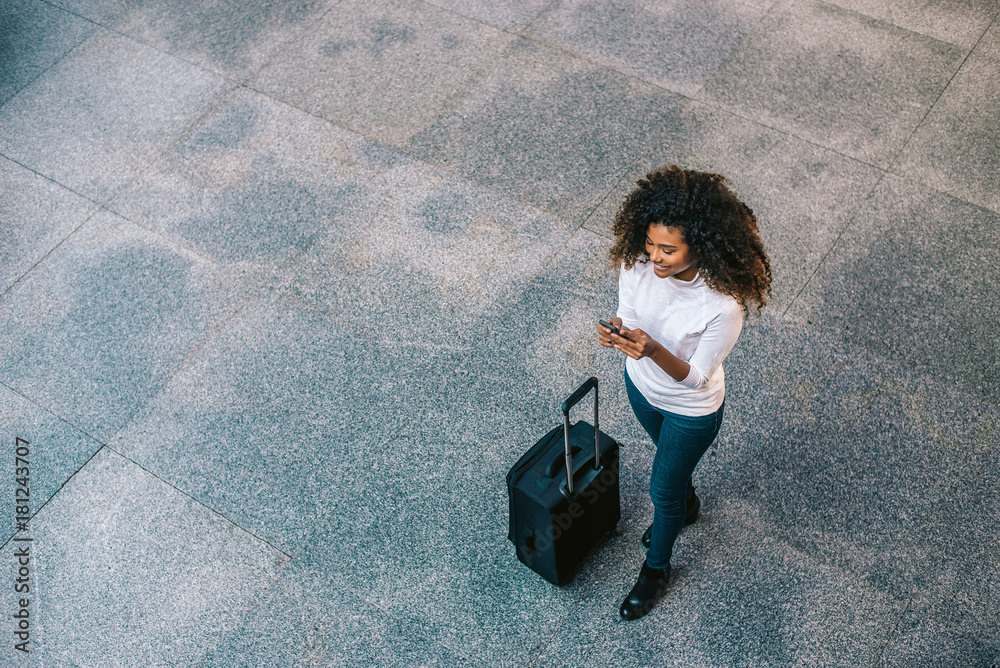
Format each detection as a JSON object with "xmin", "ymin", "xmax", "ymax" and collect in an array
[{"xmin": 645, "ymin": 224, "xmax": 697, "ymax": 281}]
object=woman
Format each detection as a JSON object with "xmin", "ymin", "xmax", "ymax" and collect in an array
[{"xmin": 597, "ymin": 165, "xmax": 771, "ymax": 620}]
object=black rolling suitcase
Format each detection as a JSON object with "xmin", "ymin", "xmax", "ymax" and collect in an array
[{"xmin": 506, "ymin": 377, "xmax": 620, "ymax": 586}]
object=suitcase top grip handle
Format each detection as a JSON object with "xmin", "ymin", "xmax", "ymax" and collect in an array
[
  {"xmin": 562, "ymin": 377, "xmax": 598, "ymax": 416},
  {"xmin": 545, "ymin": 445, "xmax": 582, "ymax": 478}
]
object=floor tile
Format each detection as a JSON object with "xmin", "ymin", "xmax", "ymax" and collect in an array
[
  {"xmin": 417, "ymin": 227, "xmax": 637, "ymax": 448},
  {"xmin": 203, "ymin": 558, "xmax": 465, "ymax": 667},
  {"xmin": 423, "ymin": 0, "xmax": 552, "ymax": 30},
  {"xmin": 0, "ymin": 384, "xmax": 102, "ymax": 544},
  {"xmin": 408, "ymin": 37, "xmax": 685, "ymax": 223},
  {"xmin": 878, "ymin": 614, "xmax": 1000, "ymax": 667},
  {"xmin": 893, "ymin": 22, "xmax": 1000, "ymax": 216},
  {"xmin": 297, "ymin": 425, "xmax": 604, "ymax": 666},
  {"xmin": 697, "ymin": 0, "xmax": 966, "ymax": 168},
  {"xmin": 0, "ymin": 448, "xmax": 289, "ymax": 666},
  {"xmin": 0, "ymin": 0, "xmax": 95, "ymax": 105},
  {"xmin": 699, "ymin": 316, "xmax": 999, "ymax": 599},
  {"xmin": 0, "ymin": 155, "xmax": 97, "ymax": 294},
  {"xmin": 879, "ymin": 449, "xmax": 1000, "ymax": 664},
  {"xmin": 822, "ymin": 0, "xmax": 998, "ymax": 49},
  {"xmin": 70, "ymin": 0, "xmax": 333, "ymax": 81},
  {"xmin": 109, "ymin": 88, "xmax": 394, "ymax": 270},
  {"xmin": 252, "ymin": 0, "xmax": 515, "ymax": 147},
  {"xmin": 282, "ymin": 155, "xmax": 577, "ymax": 349},
  {"xmin": 110, "ymin": 290, "xmax": 457, "ymax": 554},
  {"xmin": 0, "ymin": 29, "xmax": 231, "ymax": 202},
  {"xmin": 534, "ymin": 503, "xmax": 903, "ymax": 667},
  {"xmin": 0, "ymin": 1, "xmax": 996, "ymax": 664},
  {"xmin": 785, "ymin": 174, "xmax": 1000, "ymax": 406},
  {"xmin": 527, "ymin": 0, "xmax": 776, "ymax": 97},
  {"xmin": 0, "ymin": 210, "xmax": 250, "ymax": 441},
  {"xmin": 45, "ymin": 0, "xmax": 148, "ymax": 24}
]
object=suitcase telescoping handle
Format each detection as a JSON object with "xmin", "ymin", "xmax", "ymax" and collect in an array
[{"xmin": 561, "ymin": 376, "xmax": 600, "ymax": 495}]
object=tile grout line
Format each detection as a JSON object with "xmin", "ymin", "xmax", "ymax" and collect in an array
[
  {"xmin": 377, "ymin": 24, "xmax": 900, "ymax": 234},
  {"xmin": 777, "ymin": 168, "xmax": 888, "ymax": 320},
  {"xmin": 872, "ymin": 594, "xmax": 913, "ymax": 666},
  {"xmin": 572, "ymin": 111, "xmax": 688, "ymax": 239},
  {"xmin": 0, "ymin": 406, "xmax": 295, "ymax": 562},
  {"xmin": 527, "ymin": 605, "xmax": 585, "ymax": 667},
  {"xmin": 0, "ymin": 203, "xmax": 285, "ymax": 468},
  {"xmin": 0, "ymin": 2, "xmax": 96, "ymax": 112},
  {"xmin": 101, "ymin": 440, "xmax": 295, "ymax": 560},
  {"xmin": 0, "ymin": 13, "xmax": 254, "ymax": 302},
  {"xmin": 67, "ymin": 211, "xmax": 297, "ymax": 448},
  {"xmin": 0, "ymin": 152, "xmax": 100, "ymax": 206},
  {"xmin": 234, "ymin": 423, "xmax": 484, "ymax": 666},
  {"xmin": 236, "ymin": 78, "xmax": 573, "ymax": 244},
  {"xmin": 98, "ymin": 202, "xmax": 240, "ymax": 267},
  {"xmin": 0, "ymin": 201, "xmax": 100, "ymax": 302},
  {"xmin": 0, "ymin": 380, "xmax": 106, "ymax": 447},
  {"xmin": 883, "ymin": 6, "xmax": 1000, "ymax": 176},
  {"xmin": 172, "ymin": 391, "xmax": 443, "ymax": 666},
  {"xmin": 395, "ymin": 0, "xmax": 563, "ymax": 148},
  {"xmin": 259, "ymin": 144, "xmax": 401, "ymax": 288},
  {"xmin": 99, "ymin": 282, "xmax": 267, "ymax": 447},
  {"xmin": 0, "ymin": 383, "xmax": 110, "ymax": 553}
]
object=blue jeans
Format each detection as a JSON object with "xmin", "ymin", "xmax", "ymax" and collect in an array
[{"xmin": 624, "ymin": 367, "xmax": 724, "ymax": 570}]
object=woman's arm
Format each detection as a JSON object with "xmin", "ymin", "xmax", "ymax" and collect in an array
[
  {"xmin": 678, "ymin": 307, "xmax": 743, "ymax": 388},
  {"xmin": 610, "ymin": 305, "xmax": 743, "ymax": 386},
  {"xmin": 609, "ymin": 328, "xmax": 690, "ymax": 382}
]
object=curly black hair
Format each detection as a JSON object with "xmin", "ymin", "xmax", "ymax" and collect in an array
[{"xmin": 609, "ymin": 165, "xmax": 772, "ymax": 317}]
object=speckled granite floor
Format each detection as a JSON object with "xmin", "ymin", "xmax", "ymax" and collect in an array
[{"xmin": 1, "ymin": 0, "xmax": 998, "ymax": 665}]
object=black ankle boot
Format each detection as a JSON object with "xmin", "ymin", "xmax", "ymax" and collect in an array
[
  {"xmin": 641, "ymin": 491, "xmax": 701, "ymax": 549},
  {"xmin": 619, "ymin": 560, "xmax": 670, "ymax": 620}
]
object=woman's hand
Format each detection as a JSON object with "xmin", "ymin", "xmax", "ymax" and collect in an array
[
  {"xmin": 597, "ymin": 317, "xmax": 624, "ymax": 348},
  {"xmin": 598, "ymin": 318, "xmax": 660, "ymax": 360},
  {"xmin": 611, "ymin": 326, "xmax": 660, "ymax": 361}
]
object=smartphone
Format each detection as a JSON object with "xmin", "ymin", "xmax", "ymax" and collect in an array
[
  {"xmin": 598, "ymin": 319, "xmax": 631, "ymax": 341},
  {"xmin": 598, "ymin": 319, "xmax": 621, "ymax": 336}
]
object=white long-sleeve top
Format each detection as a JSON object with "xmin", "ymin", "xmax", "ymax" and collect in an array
[{"xmin": 616, "ymin": 260, "xmax": 743, "ymax": 416}]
